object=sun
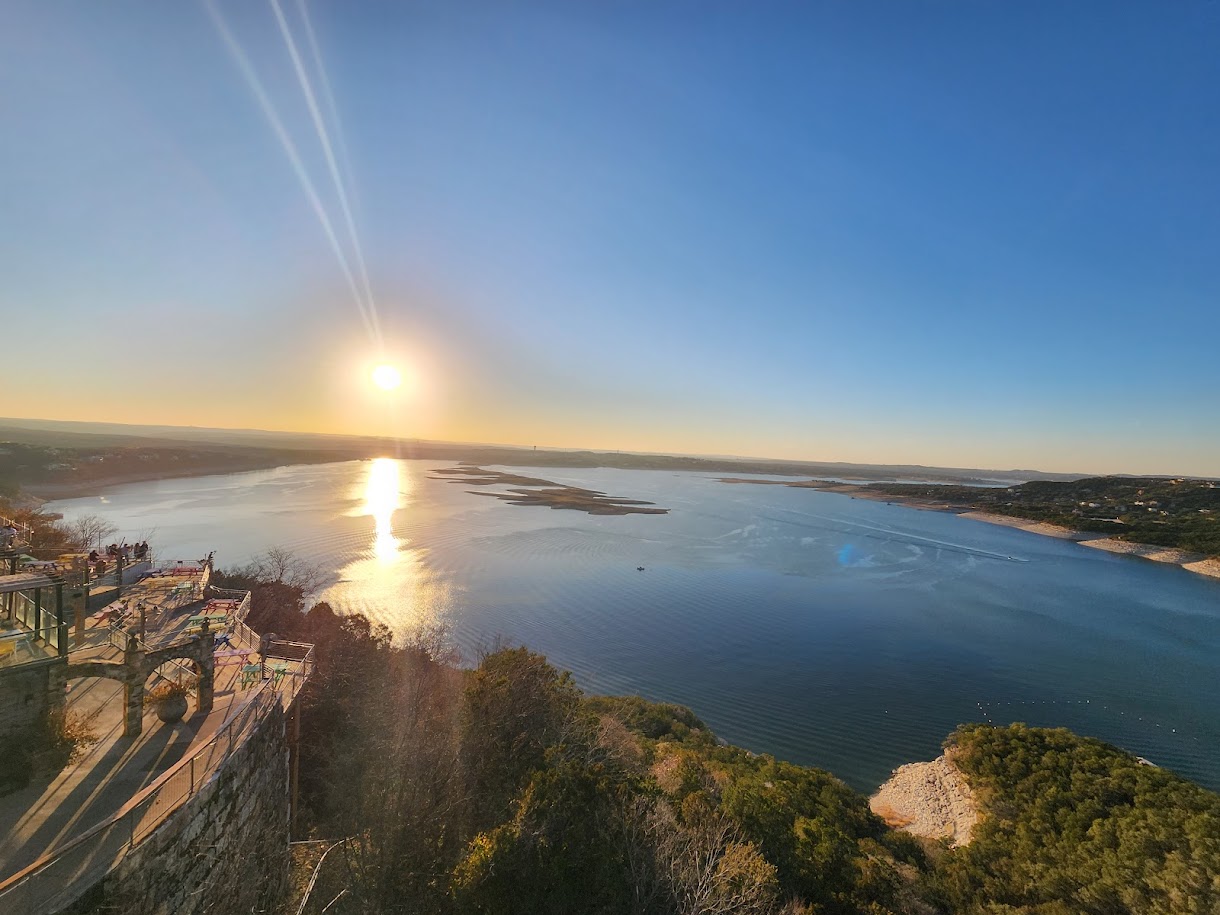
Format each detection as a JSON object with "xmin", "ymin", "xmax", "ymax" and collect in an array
[{"xmin": 372, "ymin": 364, "xmax": 402, "ymax": 391}]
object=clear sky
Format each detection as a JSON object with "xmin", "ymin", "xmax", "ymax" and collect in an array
[{"xmin": 3, "ymin": 1, "xmax": 1218, "ymax": 475}]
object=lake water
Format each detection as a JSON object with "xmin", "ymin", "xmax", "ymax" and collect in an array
[{"xmin": 49, "ymin": 459, "xmax": 1220, "ymax": 793}]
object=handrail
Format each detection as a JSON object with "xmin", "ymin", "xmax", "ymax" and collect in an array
[
  {"xmin": 149, "ymin": 559, "xmax": 205, "ymax": 572},
  {"xmin": 0, "ymin": 515, "xmax": 34, "ymax": 540}
]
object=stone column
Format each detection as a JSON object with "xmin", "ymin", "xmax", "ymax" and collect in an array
[
  {"xmin": 124, "ymin": 635, "xmax": 144, "ymax": 738},
  {"xmin": 67, "ymin": 579, "xmax": 87, "ymax": 646},
  {"xmin": 196, "ymin": 633, "xmax": 215, "ymax": 715}
]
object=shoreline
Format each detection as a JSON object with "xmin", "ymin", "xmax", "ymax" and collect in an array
[
  {"xmin": 960, "ymin": 513, "xmax": 1220, "ymax": 580},
  {"xmin": 20, "ymin": 457, "xmax": 350, "ymax": 503},
  {"xmin": 23, "ymin": 463, "xmax": 1220, "ymax": 581},
  {"xmin": 718, "ymin": 477, "xmax": 1220, "ymax": 582}
]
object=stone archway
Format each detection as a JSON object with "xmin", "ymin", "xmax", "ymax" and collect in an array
[
  {"xmin": 143, "ymin": 639, "xmax": 214, "ymax": 720},
  {"xmin": 64, "ymin": 657, "xmax": 139, "ymax": 736},
  {"xmin": 64, "ymin": 631, "xmax": 215, "ymax": 737}
]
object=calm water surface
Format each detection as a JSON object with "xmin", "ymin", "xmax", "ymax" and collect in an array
[{"xmin": 50, "ymin": 459, "xmax": 1220, "ymax": 792}]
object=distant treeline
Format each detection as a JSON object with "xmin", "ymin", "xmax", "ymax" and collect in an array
[
  {"xmin": 0, "ymin": 441, "xmax": 362, "ymax": 498},
  {"xmin": 0, "ymin": 421, "xmax": 1074, "ymax": 500},
  {"xmin": 202, "ymin": 567, "xmax": 1220, "ymax": 915},
  {"xmin": 871, "ymin": 477, "xmax": 1220, "ymax": 556}
]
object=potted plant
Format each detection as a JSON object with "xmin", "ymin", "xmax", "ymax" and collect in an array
[{"xmin": 145, "ymin": 679, "xmax": 192, "ymax": 724}]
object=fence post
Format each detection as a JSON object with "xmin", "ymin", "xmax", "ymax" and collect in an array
[{"xmin": 190, "ymin": 755, "xmax": 195, "ymax": 794}]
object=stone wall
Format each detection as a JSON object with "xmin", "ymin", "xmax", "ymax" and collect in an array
[
  {"xmin": 71, "ymin": 698, "xmax": 292, "ymax": 915},
  {"xmin": 0, "ymin": 658, "xmax": 66, "ymax": 745}
]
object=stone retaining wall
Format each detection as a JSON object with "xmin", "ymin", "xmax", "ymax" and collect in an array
[
  {"xmin": 0, "ymin": 659, "xmax": 66, "ymax": 745},
  {"xmin": 68, "ymin": 699, "xmax": 291, "ymax": 915}
]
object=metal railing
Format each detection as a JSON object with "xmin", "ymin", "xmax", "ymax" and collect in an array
[
  {"xmin": 0, "ymin": 515, "xmax": 34, "ymax": 552},
  {"xmin": 149, "ymin": 559, "xmax": 206, "ymax": 574},
  {"xmin": 209, "ymin": 586, "xmax": 252, "ymax": 618},
  {"xmin": 210, "ymin": 587, "xmax": 258, "ymax": 650},
  {"xmin": 0, "ymin": 514, "xmax": 34, "ymax": 534},
  {"xmin": 203, "ymin": 586, "xmax": 314, "ymax": 705},
  {"xmin": 87, "ymin": 568, "xmax": 121, "ymax": 591},
  {"xmin": 0, "ymin": 682, "xmax": 279, "ymax": 915},
  {"xmin": 295, "ymin": 839, "xmax": 352, "ymax": 915}
]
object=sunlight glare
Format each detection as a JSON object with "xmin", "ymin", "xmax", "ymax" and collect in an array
[
  {"xmin": 320, "ymin": 458, "xmax": 452, "ymax": 639},
  {"xmin": 372, "ymin": 363, "xmax": 401, "ymax": 390},
  {"xmin": 365, "ymin": 457, "xmax": 401, "ymax": 561}
]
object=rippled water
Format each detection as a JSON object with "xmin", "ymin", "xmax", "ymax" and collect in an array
[{"xmin": 50, "ymin": 459, "xmax": 1220, "ymax": 792}]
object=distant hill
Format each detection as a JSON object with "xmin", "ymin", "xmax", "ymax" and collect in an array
[{"xmin": 0, "ymin": 416, "xmax": 1088, "ymax": 491}]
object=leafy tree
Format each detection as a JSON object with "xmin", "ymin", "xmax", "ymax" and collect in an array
[
  {"xmin": 461, "ymin": 647, "xmax": 581, "ymax": 832},
  {"xmin": 453, "ymin": 759, "xmax": 642, "ymax": 915}
]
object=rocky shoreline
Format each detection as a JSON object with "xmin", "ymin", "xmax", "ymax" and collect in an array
[
  {"xmin": 718, "ymin": 479, "xmax": 1220, "ymax": 582},
  {"xmin": 962, "ymin": 513, "xmax": 1220, "ymax": 580}
]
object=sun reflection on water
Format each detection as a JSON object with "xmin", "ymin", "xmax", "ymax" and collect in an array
[
  {"xmin": 320, "ymin": 458, "xmax": 453, "ymax": 639},
  {"xmin": 366, "ymin": 457, "xmax": 402, "ymax": 561}
]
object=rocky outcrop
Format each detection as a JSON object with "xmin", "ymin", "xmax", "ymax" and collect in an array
[{"xmin": 870, "ymin": 753, "xmax": 978, "ymax": 847}]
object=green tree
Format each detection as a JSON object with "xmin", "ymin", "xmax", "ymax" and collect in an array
[{"xmin": 461, "ymin": 647, "xmax": 581, "ymax": 832}]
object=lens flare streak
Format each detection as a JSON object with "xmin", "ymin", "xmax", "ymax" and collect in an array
[
  {"xmin": 269, "ymin": 0, "xmax": 381, "ymax": 342},
  {"xmin": 203, "ymin": 0, "xmax": 378, "ymax": 341}
]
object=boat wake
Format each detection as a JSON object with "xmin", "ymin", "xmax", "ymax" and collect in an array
[{"xmin": 758, "ymin": 509, "xmax": 1029, "ymax": 563}]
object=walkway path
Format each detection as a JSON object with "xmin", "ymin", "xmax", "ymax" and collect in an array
[{"xmin": 0, "ymin": 644, "xmax": 251, "ymax": 881}]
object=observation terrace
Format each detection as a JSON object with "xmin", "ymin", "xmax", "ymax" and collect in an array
[{"xmin": 0, "ymin": 553, "xmax": 313, "ymax": 914}]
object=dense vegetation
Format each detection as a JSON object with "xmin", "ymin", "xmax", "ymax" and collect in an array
[
  {"xmin": 871, "ymin": 477, "xmax": 1220, "ymax": 556},
  {"xmin": 210, "ymin": 569, "xmax": 1220, "ymax": 915},
  {"xmin": 936, "ymin": 723, "xmax": 1220, "ymax": 914}
]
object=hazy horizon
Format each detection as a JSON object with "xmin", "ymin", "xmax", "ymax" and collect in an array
[
  {"xmin": 3, "ymin": 412, "xmax": 1204, "ymax": 481},
  {"xmin": 4, "ymin": 2, "xmax": 1219, "ymax": 476}
]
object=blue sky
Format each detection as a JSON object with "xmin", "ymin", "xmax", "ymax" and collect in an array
[{"xmin": 2, "ymin": 1, "xmax": 1218, "ymax": 474}]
